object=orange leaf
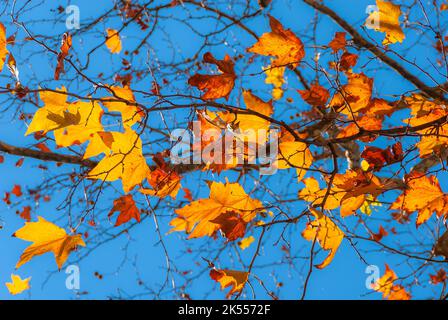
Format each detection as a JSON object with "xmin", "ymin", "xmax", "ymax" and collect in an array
[
  {"xmin": 108, "ymin": 194, "xmax": 141, "ymax": 226},
  {"xmin": 248, "ymin": 15, "xmax": 305, "ymax": 68},
  {"xmin": 328, "ymin": 32, "xmax": 346, "ymax": 53},
  {"xmin": 188, "ymin": 52, "xmax": 236, "ymax": 100},
  {"xmin": 366, "ymin": 0, "xmax": 405, "ymax": 45},
  {"xmin": 209, "ymin": 269, "xmax": 249, "ymax": 298},
  {"xmin": 210, "ymin": 211, "xmax": 247, "ymax": 241},
  {"xmin": 140, "ymin": 168, "xmax": 181, "ymax": 199},
  {"xmin": 372, "ymin": 264, "xmax": 411, "ymax": 300},
  {"xmin": 54, "ymin": 33, "xmax": 72, "ymax": 80},
  {"xmin": 361, "ymin": 141, "xmax": 403, "ymax": 170},
  {"xmin": 390, "ymin": 172, "xmax": 448, "ymax": 226},
  {"xmin": 298, "ymin": 84, "xmax": 330, "ymax": 107},
  {"xmin": 171, "ymin": 181, "xmax": 263, "ymax": 239},
  {"xmin": 0, "ymin": 22, "xmax": 8, "ymax": 72}
]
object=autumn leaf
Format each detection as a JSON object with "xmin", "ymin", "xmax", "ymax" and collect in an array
[
  {"xmin": 361, "ymin": 141, "xmax": 403, "ymax": 170},
  {"xmin": 53, "ymin": 101, "xmax": 104, "ymax": 149},
  {"xmin": 54, "ymin": 33, "xmax": 72, "ymax": 80},
  {"xmin": 0, "ymin": 22, "xmax": 8, "ymax": 72},
  {"xmin": 12, "ymin": 184, "xmax": 22, "ymax": 197},
  {"xmin": 188, "ymin": 52, "xmax": 236, "ymax": 100},
  {"xmin": 87, "ymin": 129, "xmax": 150, "ymax": 193},
  {"xmin": 170, "ymin": 181, "xmax": 263, "ymax": 239},
  {"xmin": 13, "ymin": 216, "xmax": 85, "ymax": 269},
  {"xmin": 302, "ymin": 208, "xmax": 344, "ymax": 269},
  {"xmin": 430, "ymin": 269, "xmax": 446, "ymax": 285},
  {"xmin": 371, "ymin": 225, "xmax": 388, "ymax": 242},
  {"xmin": 105, "ymin": 28, "xmax": 122, "ymax": 54},
  {"xmin": 298, "ymin": 84, "xmax": 330, "ymax": 107},
  {"xmin": 372, "ymin": 264, "xmax": 411, "ymax": 300},
  {"xmin": 263, "ymin": 63, "xmax": 285, "ymax": 100},
  {"xmin": 276, "ymin": 141, "xmax": 313, "ymax": 182},
  {"xmin": 238, "ymin": 236, "xmax": 255, "ymax": 250},
  {"xmin": 366, "ymin": 0, "xmax": 405, "ymax": 45},
  {"xmin": 328, "ymin": 32, "xmax": 346, "ymax": 53},
  {"xmin": 210, "ymin": 211, "xmax": 248, "ymax": 241},
  {"xmin": 390, "ymin": 172, "xmax": 448, "ymax": 226},
  {"xmin": 6, "ymin": 274, "xmax": 30, "ymax": 295},
  {"xmin": 140, "ymin": 168, "xmax": 181, "ymax": 199},
  {"xmin": 209, "ymin": 269, "xmax": 249, "ymax": 298},
  {"xmin": 248, "ymin": 15, "xmax": 305, "ymax": 68},
  {"xmin": 101, "ymin": 85, "xmax": 143, "ymax": 128},
  {"xmin": 329, "ymin": 72, "xmax": 373, "ymax": 114},
  {"xmin": 108, "ymin": 194, "xmax": 141, "ymax": 226}
]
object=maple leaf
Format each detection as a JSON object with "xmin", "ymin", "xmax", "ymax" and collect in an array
[
  {"xmin": 108, "ymin": 194, "xmax": 141, "ymax": 226},
  {"xmin": 105, "ymin": 28, "xmax": 122, "ymax": 54},
  {"xmin": 0, "ymin": 22, "xmax": 8, "ymax": 72},
  {"xmin": 328, "ymin": 32, "xmax": 347, "ymax": 53},
  {"xmin": 188, "ymin": 52, "xmax": 236, "ymax": 100},
  {"xmin": 6, "ymin": 274, "xmax": 31, "ymax": 295},
  {"xmin": 339, "ymin": 52, "xmax": 358, "ymax": 71},
  {"xmin": 25, "ymin": 87, "xmax": 76, "ymax": 135},
  {"xmin": 372, "ymin": 264, "xmax": 411, "ymax": 300},
  {"xmin": 248, "ymin": 15, "xmax": 305, "ymax": 68},
  {"xmin": 330, "ymin": 72, "xmax": 373, "ymax": 114},
  {"xmin": 140, "ymin": 168, "xmax": 181, "ymax": 199},
  {"xmin": 366, "ymin": 0, "xmax": 405, "ymax": 45},
  {"xmin": 430, "ymin": 269, "xmax": 447, "ymax": 285},
  {"xmin": 12, "ymin": 184, "xmax": 22, "ymax": 197},
  {"xmin": 277, "ymin": 141, "xmax": 313, "ymax": 182},
  {"xmin": 54, "ymin": 33, "xmax": 72, "ymax": 80},
  {"xmin": 298, "ymin": 84, "xmax": 330, "ymax": 107},
  {"xmin": 210, "ymin": 211, "xmax": 248, "ymax": 241},
  {"xmin": 87, "ymin": 129, "xmax": 150, "ymax": 193},
  {"xmin": 302, "ymin": 208, "xmax": 344, "ymax": 269},
  {"xmin": 361, "ymin": 141, "xmax": 403, "ymax": 170},
  {"xmin": 170, "ymin": 181, "xmax": 263, "ymax": 239},
  {"xmin": 13, "ymin": 216, "xmax": 85, "ymax": 269},
  {"xmin": 53, "ymin": 101, "xmax": 104, "ymax": 149},
  {"xmin": 371, "ymin": 225, "xmax": 388, "ymax": 242},
  {"xmin": 209, "ymin": 269, "xmax": 249, "ymax": 298},
  {"xmin": 101, "ymin": 85, "xmax": 143, "ymax": 128},
  {"xmin": 390, "ymin": 172, "xmax": 448, "ymax": 226}
]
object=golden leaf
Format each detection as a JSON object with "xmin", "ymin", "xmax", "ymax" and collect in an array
[
  {"xmin": 105, "ymin": 28, "xmax": 122, "ymax": 54},
  {"xmin": 170, "ymin": 181, "xmax": 263, "ymax": 239},
  {"xmin": 14, "ymin": 216, "xmax": 85, "ymax": 270},
  {"xmin": 6, "ymin": 274, "xmax": 31, "ymax": 295},
  {"xmin": 302, "ymin": 208, "xmax": 344, "ymax": 269},
  {"xmin": 366, "ymin": 0, "xmax": 405, "ymax": 45}
]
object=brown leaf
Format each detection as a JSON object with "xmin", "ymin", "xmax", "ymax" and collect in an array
[{"xmin": 108, "ymin": 194, "xmax": 141, "ymax": 226}]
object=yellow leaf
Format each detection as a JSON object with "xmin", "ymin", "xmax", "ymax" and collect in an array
[
  {"xmin": 238, "ymin": 236, "xmax": 255, "ymax": 250},
  {"xmin": 366, "ymin": 0, "xmax": 405, "ymax": 45},
  {"xmin": 101, "ymin": 86, "xmax": 143, "ymax": 128},
  {"xmin": 105, "ymin": 28, "xmax": 122, "ymax": 54},
  {"xmin": 263, "ymin": 64, "xmax": 285, "ymax": 100},
  {"xmin": 25, "ymin": 87, "xmax": 81, "ymax": 136},
  {"xmin": 0, "ymin": 22, "xmax": 8, "ymax": 72},
  {"xmin": 302, "ymin": 208, "xmax": 344, "ymax": 269},
  {"xmin": 6, "ymin": 274, "xmax": 31, "ymax": 295},
  {"xmin": 248, "ymin": 15, "xmax": 305, "ymax": 68},
  {"xmin": 277, "ymin": 141, "xmax": 313, "ymax": 182},
  {"xmin": 53, "ymin": 101, "xmax": 104, "ymax": 148},
  {"xmin": 171, "ymin": 181, "xmax": 263, "ymax": 239},
  {"xmin": 87, "ymin": 129, "xmax": 150, "ymax": 193},
  {"xmin": 13, "ymin": 216, "xmax": 85, "ymax": 269},
  {"xmin": 372, "ymin": 265, "xmax": 411, "ymax": 300}
]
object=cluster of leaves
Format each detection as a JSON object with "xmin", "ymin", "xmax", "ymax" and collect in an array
[{"xmin": 1, "ymin": 0, "xmax": 448, "ymax": 299}]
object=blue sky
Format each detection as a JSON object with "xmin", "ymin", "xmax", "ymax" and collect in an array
[{"xmin": 0, "ymin": 0, "xmax": 446, "ymax": 300}]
